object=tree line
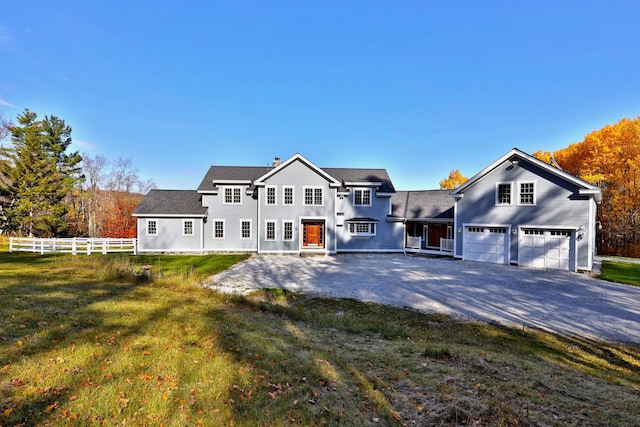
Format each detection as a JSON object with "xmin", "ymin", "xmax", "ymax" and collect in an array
[
  {"xmin": 534, "ymin": 116, "xmax": 640, "ymax": 257},
  {"xmin": 0, "ymin": 109, "xmax": 154, "ymax": 238}
]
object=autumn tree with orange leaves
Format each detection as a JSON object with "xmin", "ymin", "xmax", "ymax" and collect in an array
[
  {"xmin": 534, "ymin": 116, "xmax": 640, "ymax": 257},
  {"xmin": 439, "ymin": 169, "xmax": 469, "ymax": 189}
]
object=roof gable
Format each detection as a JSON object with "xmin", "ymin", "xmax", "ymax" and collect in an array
[
  {"xmin": 450, "ymin": 148, "xmax": 602, "ymax": 202},
  {"xmin": 254, "ymin": 153, "xmax": 341, "ymax": 187}
]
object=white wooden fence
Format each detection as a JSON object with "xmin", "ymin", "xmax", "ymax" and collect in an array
[{"xmin": 9, "ymin": 237, "xmax": 137, "ymax": 255}]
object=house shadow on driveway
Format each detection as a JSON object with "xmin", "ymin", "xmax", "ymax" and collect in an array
[{"xmin": 206, "ymin": 254, "xmax": 640, "ymax": 345}]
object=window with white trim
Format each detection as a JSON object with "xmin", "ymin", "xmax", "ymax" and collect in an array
[
  {"xmin": 240, "ymin": 220, "xmax": 252, "ymax": 239},
  {"xmin": 353, "ymin": 188, "xmax": 371, "ymax": 206},
  {"xmin": 519, "ymin": 182, "xmax": 536, "ymax": 205},
  {"xmin": 265, "ymin": 220, "xmax": 276, "ymax": 241},
  {"xmin": 213, "ymin": 220, "xmax": 225, "ymax": 239},
  {"xmin": 496, "ymin": 183, "xmax": 512, "ymax": 205},
  {"xmin": 348, "ymin": 222, "xmax": 376, "ymax": 236},
  {"xmin": 304, "ymin": 187, "xmax": 323, "ymax": 205},
  {"xmin": 266, "ymin": 186, "xmax": 277, "ymax": 205},
  {"xmin": 224, "ymin": 187, "xmax": 241, "ymax": 204},
  {"xmin": 524, "ymin": 228, "xmax": 544, "ymax": 235},
  {"xmin": 283, "ymin": 186, "xmax": 294, "ymax": 206},
  {"xmin": 183, "ymin": 220, "xmax": 194, "ymax": 236},
  {"xmin": 147, "ymin": 219, "xmax": 157, "ymax": 236},
  {"xmin": 283, "ymin": 220, "xmax": 294, "ymax": 241}
]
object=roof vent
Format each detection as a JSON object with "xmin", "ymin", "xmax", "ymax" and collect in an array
[{"xmin": 272, "ymin": 157, "xmax": 282, "ymax": 167}]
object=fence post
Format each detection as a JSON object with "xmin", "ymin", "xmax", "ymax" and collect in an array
[
  {"xmin": 72, "ymin": 237, "xmax": 77, "ymax": 255},
  {"xmin": 9, "ymin": 237, "xmax": 14, "ymax": 253}
]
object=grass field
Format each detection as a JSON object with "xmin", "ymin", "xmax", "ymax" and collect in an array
[
  {"xmin": 1, "ymin": 245, "xmax": 639, "ymax": 426},
  {"xmin": 599, "ymin": 260, "xmax": 640, "ymax": 287}
]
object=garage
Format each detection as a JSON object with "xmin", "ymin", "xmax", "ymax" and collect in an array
[
  {"xmin": 463, "ymin": 226, "xmax": 509, "ymax": 264},
  {"xmin": 519, "ymin": 228, "xmax": 573, "ymax": 270}
]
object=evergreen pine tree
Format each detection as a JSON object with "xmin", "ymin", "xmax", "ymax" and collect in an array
[{"xmin": 0, "ymin": 109, "xmax": 83, "ymax": 237}]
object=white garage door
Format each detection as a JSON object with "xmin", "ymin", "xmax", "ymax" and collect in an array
[
  {"xmin": 464, "ymin": 226, "xmax": 509, "ymax": 264},
  {"xmin": 519, "ymin": 229, "xmax": 572, "ymax": 270}
]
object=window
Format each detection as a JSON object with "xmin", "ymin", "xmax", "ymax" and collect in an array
[
  {"xmin": 265, "ymin": 220, "xmax": 276, "ymax": 241},
  {"xmin": 304, "ymin": 187, "xmax": 323, "ymax": 205},
  {"xmin": 354, "ymin": 189, "xmax": 371, "ymax": 206},
  {"xmin": 496, "ymin": 183, "xmax": 512, "ymax": 205},
  {"xmin": 283, "ymin": 220, "xmax": 294, "ymax": 241},
  {"xmin": 468, "ymin": 227, "xmax": 484, "ymax": 233},
  {"xmin": 519, "ymin": 182, "xmax": 535, "ymax": 205},
  {"xmin": 283, "ymin": 186, "xmax": 294, "ymax": 205},
  {"xmin": 240, "ymin": 220, "xmax": 252, "ymax": 239},
  {"xmin": 224, "ymin": 187, "xmax": 241, "ymax": 204},
  {"xmin": 147, "ymin": 220, "xmax": 157, "ymax": 236},
  {"xmin": 550, "ymin": 230, "xmax": 570, "ymax": 237},
  {"xmin": 489, "ymin": 227, "xmax": 507, "ymax": 233},
  {"xmin": 348, "ymin": 222, "xmax": 376, "ymax": 236},
  {"xmin": 523, "ymin": 229, "xmax": 544, "ymax": 235},
  {"xmin": 266, "ymin": 186, "xmax": 277, "ymax": 205},
  {"xmin": 183, "ymin": 220, "xmax": 194, "ymax": 236},
  {"xmin": 213, "ymin": 220, "xmax": 225, "ymax": 239}
]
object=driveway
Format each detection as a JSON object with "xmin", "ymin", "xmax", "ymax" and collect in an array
[{"xmin": 205, "ymin": 254, "xmax": 640, "ymax": 344}]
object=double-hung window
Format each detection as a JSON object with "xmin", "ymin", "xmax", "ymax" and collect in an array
[
  {"xmin": 265, "ymin": 220, "xmax": 276, "ymax": 241},
  {"xmin": 304, "ymin": 187, "xmax": 323, "ymax": 206},
  {"xmin": 240, "ymin": 220, "xmax": 252, "ymax": 239},
  {"xmin": 147, "ymin": 219, "xmax": 157, "ymax": 236},
  {"xmin": 496, "ymin": 183, "xmax": 512, "ymax": 205},
  {"xmin": 213, "ymin": 220, "xmax": 225, "ymax": 239},
  {"xmin": 266, "ymin": 186, "xmax": 277, "ymax": 205},
  {"xmin": 183, "ymin": 220, "xmax": 194, "ymax": 236},
  {"xmin": 518, "ymin": 182, "xmax": 536, "ymax": 205},
  {"xmin": 354, "ymin": 188, "xmax": 371, "ymax": 206},
  {"xmin": 283, "ymin": 220, "xmax": 294, "ymax": 241},
  {"xmin": 224, "ymin": 187, "xmax": 241, "ymax": 204},
  {"xmin": 283, "ymin": 186, "xmax": 294, "ymax": 206}
]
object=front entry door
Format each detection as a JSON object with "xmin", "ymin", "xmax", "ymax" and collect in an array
[{"xmin": 303, "ymin": 222, "xmax": 324, "ymax": 247}]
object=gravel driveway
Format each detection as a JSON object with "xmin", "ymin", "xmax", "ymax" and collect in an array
[{"xmin": 204, "ymin": 254, "xmax": 640, "ymax": 344}]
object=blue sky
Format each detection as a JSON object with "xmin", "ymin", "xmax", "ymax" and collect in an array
[{"xmin": 1, "ymin": 1, "xmax": 639, "ymax": 190}]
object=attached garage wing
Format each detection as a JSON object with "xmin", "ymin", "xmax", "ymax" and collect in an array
[
  {"xmin": 519, "ymin": 229, "xmax": 574, "ymax": 271},
  {"xmin": 463, "ymin": 226, "xmax": 509, "ymax": 264}
]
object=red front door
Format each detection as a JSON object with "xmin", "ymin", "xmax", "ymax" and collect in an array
[{"xmin": 428, "ymin": 224, "xmax": 447, "ymax": 248}]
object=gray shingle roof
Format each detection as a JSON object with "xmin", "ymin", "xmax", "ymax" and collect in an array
[
  {"xmin": 197, "ymin": 166, "xmax": 272, "ymax": 192},
  {"xmin": 133, "ymin": 190, "xmax": 207, "ymax": 216},
  {"xmin": 197, "ymin": 165, "xmax": 396, "ymax": 194},
  {"xmin": 324, "ymin": 168, "xmax": 396, "ymax": 194},
  {"xmin": 390, "ymin": 190, "xmax": 454, "ymax": 220}
]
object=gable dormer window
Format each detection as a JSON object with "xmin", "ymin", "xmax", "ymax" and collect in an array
[
  {"xmin": 353, "ymin": 188, "xmax": 372, "ymax": 206},
  {"xmin": 224, "ymin": 187, "xmax": 241, "ymax": 204},
  {"xmin": 496, "ymin": 183, "xmax": 512, "ymax": 205}
]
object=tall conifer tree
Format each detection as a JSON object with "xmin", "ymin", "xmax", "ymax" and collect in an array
[{"xmin": 0, "ymin": 109, "xmax": 83, "ymax": 236}]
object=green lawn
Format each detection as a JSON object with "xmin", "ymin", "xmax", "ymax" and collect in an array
[
  {"xmin": 599, "ymin": 260, "xmax": 640, "ymax": 286},
  {"xmin": 1, "ymin": 246, "xmax": 639, "ymax": 426}
]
